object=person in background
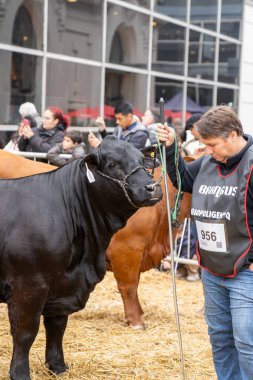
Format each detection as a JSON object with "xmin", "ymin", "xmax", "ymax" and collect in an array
[
  {"xmin": 47, "ymin": 130, "xmax": 86, "ymax": 167},
  {"xmin": 160, "ymin": 221, "xmax": 200, "ymax": 282},
  {"xmin": 19, "ymin": 102, "xmax": 43, "ymax": 128},
  {"xmin": 157, "ymin": 105, "xmax": 253, "ymax": 380},
  {"xmin": 96, "ymin": 101, "xmax": 149, "ymax": 149},
  {"xmin": 182, "ymin": 113, "xmax": 206, "ymax": 155},
  {"xmin": 18, "ymin": 106, "xmax": 69, "ymax": 153},
  {"xmin": 141, "ymin": 107, "xmax": 161, "ymax": 145},
  {"xmin": 4, "ymin": 115, "xmax": 37, "ymax": 152}
]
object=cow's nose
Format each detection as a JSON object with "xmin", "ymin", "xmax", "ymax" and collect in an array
[{"xmin": 145, "ymin": 183, "xmax": 158, "ymax": 191}]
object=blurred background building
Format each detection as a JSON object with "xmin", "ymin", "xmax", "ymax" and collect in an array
[{"xmin": 0, "ymin": 0, "xmax": 252, "ymax": 143}]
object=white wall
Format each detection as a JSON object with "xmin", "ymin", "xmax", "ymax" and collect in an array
[{"xmin": 239, "ymin": 0, "xmax": 253, "ymax": 135}]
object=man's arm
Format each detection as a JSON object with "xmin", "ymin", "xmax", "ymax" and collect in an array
[
  {"xmin": 165, "ymin": 142, "xmax": 204, "ymax": 193},
  {"xmin": 157, "ymin": 123, "xmax": 203, "ymax": 193},
  {"xmin": 129, "ymin": 131, "xmax": 148, "ymax": 149},
  {"xmin": 96, "ymin": 117, "xmax": 111, "ymax": 139}
]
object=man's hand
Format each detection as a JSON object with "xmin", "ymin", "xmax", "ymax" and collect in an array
[
  {"xmin": 95, "ymin": 116, "xmax": 106, "ymax": 132},
  {"xmin": 88, "ymin": 132, "xmax": 100, "ymax": 148},
  {"xmin": 249, "ymin": 263, "xmax": 253, "ymax": 271},
  {"xmin": 156, "ymin": 123, "xmax": 175, "ymax": 147},
  {"xmin": 194, "ymin": 144, "xmax": 207, "ymax": 155}
]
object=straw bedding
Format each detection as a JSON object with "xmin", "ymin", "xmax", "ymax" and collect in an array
[{"xmin": 0, "ymin": 270, "xmax": 216, "ymax": 379}]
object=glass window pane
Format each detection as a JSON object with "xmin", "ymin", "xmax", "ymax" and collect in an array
[
  {"xmin": 106, "ymin": 5, "xmax": 149, "ymax": 69},
  {"xmin": 188, "ymin": 31, "xmax": 215, "ymax": 80},
  {"xmin": 221, "ymin": 0, "xmax": 243, "ymax": 39},
  {"xmin": 48, "ymin": 0, "xmax": 103, "ymax": 61},
  {"xmin": 119, "ymin": 0, "xmax": 151, "ymax": 9},
  {"xmin": 187, "ymin": 83, "xmax": 213, "ymax": 112},
  {"xmin": 217, "ymin": 88, "xmax": 238, "ymax": 111},
  {"xmin": 0, "ymin": 50, "xmax": 42, "ymax": 124},
  {"xmin": 154, "ymin": 0, "xmax": 187, "ymax": 21},
  {"xmin": 46, "ymin": 59, "xmax": 101, "ymax": 127},
  {"xmin": 218, "ymin": 40, "xmax": 240, "ymax": 84},
  {"xmin": 152, "ymin": 20, "xmax": 185, "ymax": 75},
  {"xmin": 105, "ymin": 69, "xmax": 147, "ymax": 119},
  {"xmin": 150, "ymin": 77, "xmax": 186, "ymax": 123},
  {"xmin": 191, "ymin": 0, "xmax": 217, "ymax": 32},
  {"xmin": 0, "ymin": 0, "xmax": 43, "ymax": 50}
]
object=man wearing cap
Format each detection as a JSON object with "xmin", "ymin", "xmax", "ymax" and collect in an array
[{"xmin": 183, "ymin": 113, "xmax": 206, "ymax": 155}]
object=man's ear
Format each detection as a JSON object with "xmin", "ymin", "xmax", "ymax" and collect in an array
[
  {"xmin": 81, "ymin": 150, "xmax": 100, "ymax": 169},
  {"xmin": 140, "ymin": 146, "xmax": 160, "ymax": 169}
]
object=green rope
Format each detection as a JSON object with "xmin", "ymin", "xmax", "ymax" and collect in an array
[
  {"xmin": 172, "ymin": 134, "xmax": 182, "ymax": 225},
  {"xmin": 156, "ymin": 133, "xmax": 166, "ymax": 176},
  {"xmin": 156, "ymin": 130, "xmax": 183, "ymax": 228}
]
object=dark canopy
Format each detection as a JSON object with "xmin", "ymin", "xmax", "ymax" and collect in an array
[{"xmin": 164, "ymin": 92, "xmax": 205, "ymax": 113}]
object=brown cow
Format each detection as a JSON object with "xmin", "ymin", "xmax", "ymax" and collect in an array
[
  {"xmin": 0, "ymin": 149, "xmax": 191, "ymax": 329},
  {"xmin": 0, "ymin": 149, "xmax": 57, "ymax": 177},
  {"xmin": 106, "ymin": 169, "xmax": 192, "ymax": 328}
]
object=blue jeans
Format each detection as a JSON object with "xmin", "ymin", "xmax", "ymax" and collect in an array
[{"xmin": 202, "ymin": 268, "xmax": 253, "ymax": 380}]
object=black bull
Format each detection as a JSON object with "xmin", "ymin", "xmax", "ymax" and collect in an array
[{"xmin": 0, "ymin": 136, "xmax": 162, "ymax": 380}]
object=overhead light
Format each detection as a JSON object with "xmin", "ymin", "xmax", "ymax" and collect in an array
[
  {"xmin": 67, "ymin": 0, "xmax": 78, "ymax": 3},
  {"xmin": 23, "ymin": 35, "xmax": 28, "ymax": 41}
]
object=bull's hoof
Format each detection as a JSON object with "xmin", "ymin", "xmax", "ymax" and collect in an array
[
  {"xmin": 9, "ymin": 371, "xmax": 31, "ymax": 380},
  {"xmin": 159, "ymin": 258, "xmax": 171, "ymax": 272},
  {"xmin": 46, "ymin": 362, "xmax": 69, "ymax": 375},
  {"xmin": 130, "ymin": 324, "xmax": 146, "ymax": 330}
]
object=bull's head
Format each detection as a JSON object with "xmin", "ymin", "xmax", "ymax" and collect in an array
[{"xmin": 82, "ymin": 136, "xmax": 162, "ymax": 208}]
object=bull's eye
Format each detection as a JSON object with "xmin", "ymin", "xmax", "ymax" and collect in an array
[{"xmin": 108, "ymin": 163, "xmax": 116, "ymax": 168}]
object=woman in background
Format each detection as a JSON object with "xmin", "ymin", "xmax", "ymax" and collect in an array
[{"xmin": 18, "ymin": 106, "xmax": 69, "ymax": 153}]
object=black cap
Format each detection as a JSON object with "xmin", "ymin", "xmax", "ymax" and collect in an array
[{"xmin": 185, "ymin": 113, "xmax": 203, "ymax": 130}]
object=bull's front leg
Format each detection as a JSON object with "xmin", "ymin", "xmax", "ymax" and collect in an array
[
  {"xmin": 7, "ymin": 285, "xmax": 47, "ymax": 380},
  {"xmin": 44, "ymin": 315, "xmax": 68, "ymax": 374},
  {"xmin": 111, "ymin": 253, "xmax": 145, "ymax": 329},
  {"xmin": 118, "ymin": 281, "xmax": 145, "ymax": 329}
]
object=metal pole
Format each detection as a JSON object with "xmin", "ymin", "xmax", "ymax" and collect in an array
[
  {"xmin": 175, "ymin": 218, "xmax": 188, "ymax": 273},
  {"xmin": 159, "ymin": 98, "xmax": 186, "ymax": 380},
  {"xmin": 187, "ymin": 218, "xmax": 191, "ymax": 260}
]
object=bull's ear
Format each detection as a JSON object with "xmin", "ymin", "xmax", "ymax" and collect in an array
[
  {"xmin": 81, "ymin": 150, "xmax": 100, "ymax": 169},
  {"xmin": 140, "ymin": 146, "xmax": 160, "ymax": 169}
]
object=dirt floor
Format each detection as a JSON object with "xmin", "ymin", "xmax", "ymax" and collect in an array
[{"xmin": 0, "ymin": 270, "xmax": 216, "ymax": 380}]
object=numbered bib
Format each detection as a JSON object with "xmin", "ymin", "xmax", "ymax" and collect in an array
[{"xmin": 195, "ymin": 220, "xmax": 227, "ymax": 252}]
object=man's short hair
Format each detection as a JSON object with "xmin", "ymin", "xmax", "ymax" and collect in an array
[
  {"xmin": 114, "ymin": 101, "xmax": 133, "ymax": 116},
  {"xmin": 196, "ymin": 105, "xmax": 243, "ymax": 139},
  {"xmin": 185, "ymin": 113, "xmax": 203, "ymax": 130},
  {"xmin": 65, "ymin": 130, "xmax": 83, "ymax": 144},
  {"xmin": 149, "ymin": 107, "xmax": 161, "ymax": 123}
]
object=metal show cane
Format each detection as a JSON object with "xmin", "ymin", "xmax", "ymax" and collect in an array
[{"xmin": 159, "ymin": 98, "xmax": 186, "ymax": 380}]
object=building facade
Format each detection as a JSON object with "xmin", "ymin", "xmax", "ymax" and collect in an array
[{"xmin": 0, "ymin": 0, "xmax": 250, "ymax": 138}]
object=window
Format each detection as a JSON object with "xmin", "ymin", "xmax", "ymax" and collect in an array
[
  {"xmin": 46, "ymin": 59, "xmax": 101, "ymax": 127},
  {"xmin": 105, "ymin": 69, "xmax": 147, "ymax": 115},
  {"xmin": 218, "ymin": 40, "xmax": 240, "ymax": 84},
  {"xmin": 220, "ymin": 0, "xmax": 242, "ymax": 39},
  {"xmin": 152, "ymin": 20, "xmax": 185, "ymax": 75},
  {"xmin": 48, "ymin": 0, "xmax": 103, "ymax": 60},
  {"xmin": 0, "ymin": 1, "xmax": 43, "ymax": 50},
  {"xmin": 106, "ymin": 5, "xmax": 149, "ymax": 69},
  {"xmin": 187, "ymin": 83, "xmax": 213, "ymax": 112},
  {"xmin": 217, "ymin": 88, "xmax": 238, "ymax": 111},
  {"xmin": 0, "ymin": 50, "xmax": 42, "ymax": 124},
  {"xmin": 188, "ymin": 30, "xmax": 215, "ymax": 80},
  {"xmin": 154, "ymin": 0, "xmax": 186, "ymax": 21},
  {"xmin": 191, "ymin": 0, "xmax": 217, "ymax": 32}
]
